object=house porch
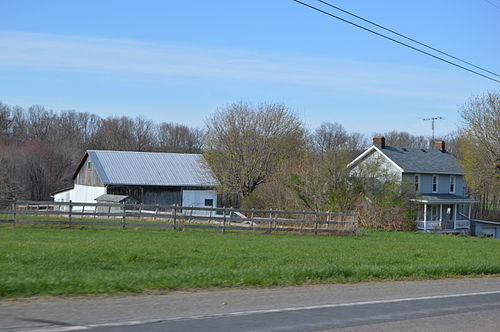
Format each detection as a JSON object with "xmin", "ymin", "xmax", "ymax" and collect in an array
[{"xmin": 411, "ymin": 195, "xmax": 477, "ymax": 232}]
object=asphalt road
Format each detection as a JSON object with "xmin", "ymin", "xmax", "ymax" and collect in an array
[{"xmin": 2, "ymin": 277, "xmax": 500, "ymax": 331}]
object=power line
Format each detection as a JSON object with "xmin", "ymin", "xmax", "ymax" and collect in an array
[
  {"xmin": 482, "ymin": 0, "xmax": 500, "ymax": 11},
  {"xmin": 291, "ymin": 0, "xmax": 500, "ymax": 84},
  {"xmin": 315, "ymin": 0, "xmax": 500, "ymax": 78}
]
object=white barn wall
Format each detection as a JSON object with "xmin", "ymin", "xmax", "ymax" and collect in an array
[
  {"xmin": 182, "ymin": 189, "xmax": 217, "ymax": 215},
  {"xmin": 53, "ymin": 184, "xmax": 107, "ymax": 211},
  {"xmin": 70, "ymin": 184, "xmax": 107, "ymax": 203}
]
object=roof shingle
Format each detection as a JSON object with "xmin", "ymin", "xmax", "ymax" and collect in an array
[{"xmin": 376, "ymin": 145, "xmax": 463, "ymax": 174}]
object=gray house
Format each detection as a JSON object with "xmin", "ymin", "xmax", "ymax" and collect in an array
[
  {"xmin": 348, "ymin": 136, "xmax": 476, "ymax": 232},
  {"xmin": 53, "ymin": 150, "xmax": 220, "ymax": 210}
]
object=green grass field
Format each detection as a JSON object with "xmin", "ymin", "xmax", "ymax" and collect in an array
[{"xmin": 1, "ymin": 226, "xmax": 500, "ymax": 298}]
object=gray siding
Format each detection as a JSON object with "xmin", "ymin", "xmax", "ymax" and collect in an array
[
  {"xmin": 75, "ymin": 156, "xmax": 104, "ymax": 187},
  {"xmin": 402, "ymin": 173, "xmax": 465, "ymax": 195}
]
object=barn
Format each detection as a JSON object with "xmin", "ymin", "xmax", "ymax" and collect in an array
[{"xmin": 52, "ymin": 150, "xmax": 219, "ymax": 209}]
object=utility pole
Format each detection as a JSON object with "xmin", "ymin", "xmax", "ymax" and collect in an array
[{"xmin": 423, "ymin": 116, "xmax": 443, "ymax": 141}]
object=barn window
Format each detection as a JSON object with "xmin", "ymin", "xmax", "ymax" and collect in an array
[
  {"xmin": 204, "ymin": 199, "xmax": 213, "ymax": 207},
  {"xmin": 87, "ymin": 161, "xmax": 93, "ymax": 169}
]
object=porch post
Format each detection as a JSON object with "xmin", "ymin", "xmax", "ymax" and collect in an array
[
  {"xmin": 423, "ymin": 204, "xmax": 427, "ymax": 231},
  {"xmin": 453, "ymin": 204, "xmax": 457, "ymax": 229},
  {"xmin": 468, "ymin": 204, "xmax": 471, "ymax": 220}
]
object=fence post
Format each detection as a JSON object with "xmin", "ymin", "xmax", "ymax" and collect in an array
[
  {"xmin": 326, "ymin": 211, "xmax": 330, "ymax": 231},
  {"xmin": 173, "ymin": 204, "xmax": 177, "ymax": 230},
  {"xmin": 300, "ymin": 211, "xmax": 307, "ymax": 232},
  {"xmin": 222, "ymin": 207, "xmax": 226, "ymax": 233},
  {"xmin": 121, "ymin": 203, "xmax": 126, "ymax": 230},
  {"xmin": 273, "ymin": 210, "xmax": 278, "ymax": 232},
  {"xmin": 68, "ymin": 200, "xmax": 73, "ymax": 228},
  {"xmin": 314, "ymin": 211, "xmax": 319, "ymax": 236},
  {"xmin": 12, "ymin": 198, "xmax": 17, "ymax": 227},
  {"xmin": 139, "ymin": 203, "xmax": 143, "ymax": 220},
  {"xmin": 251, "ymin": 208, "xmax": 255, "ymax": 232},
  {"xmin": 268, "ymin": 211, "xmax": 272, "ymax": 233}
]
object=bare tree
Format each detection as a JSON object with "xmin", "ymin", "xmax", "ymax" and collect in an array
[
  {"xmin": 157, "ymin": 122, "xmax": 204, "ymax": 153},
  {"xmin": 459, "ymin": 92, "xmax": 500, "ymax": 220},
  {"xmin": 133, "ymin": 117, "xmax": 155, "ymax": 151},
  {"xmin": 375, "ymin": 130, "xmax": 428, "ymax": 149},
  {"xmin": 312, "ymin": 122, "xmax": 368, "ymax": 156},
  {"xmin": 204, "ymin": 102, "xmax": 306, "ymax": 205},
  {"xmin": 0, "ymin": 102, "xmax": 11, "ymax": 143}
]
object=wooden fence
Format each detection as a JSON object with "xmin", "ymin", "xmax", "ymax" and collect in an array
[{"xmin": 0, "ymin": 199, "xmax": 357, "ymax": 235}]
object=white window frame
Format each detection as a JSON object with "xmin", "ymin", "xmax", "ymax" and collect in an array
[
  {"xmin": 414, "ymin": 174, "xmax": 420, "ymax": 192},
  {"xmin": 432, "ymin": 175, "xmax": 439, "ymax": 193},
  {"xmin": 449, "ymin": 175, "xmax": 455, "ymax": 193}
]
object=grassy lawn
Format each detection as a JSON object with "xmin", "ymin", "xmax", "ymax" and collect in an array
[{"xmin": 1, "ymin": 226, "xmax": 500, "ymax": 297}]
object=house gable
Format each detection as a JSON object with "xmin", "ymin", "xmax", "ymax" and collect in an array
[{"xmin": 348, "ymin": 146, "xmax": 403, "ymax": 180}]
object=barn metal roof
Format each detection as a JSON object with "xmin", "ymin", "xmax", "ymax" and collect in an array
[{"xmin": 86, "ymin": 150, "xmax": 220, "ymax": 187}]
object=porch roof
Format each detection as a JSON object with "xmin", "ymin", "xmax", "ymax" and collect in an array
[{"xmin": 411, "ymin": 194, "xmax": 477, "ymax": 204}]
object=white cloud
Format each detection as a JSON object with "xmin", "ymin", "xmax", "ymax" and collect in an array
[{"xmin": 0, "ymin": 30, "xmax": 473, "ymax": 100}]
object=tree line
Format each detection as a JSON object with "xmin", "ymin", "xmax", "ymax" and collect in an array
[
  {"xmin": 0, "ymin": 93, "xmax": 497, "ymax": 223},
  {"xmin": 0, "ymin": 103, "xmax": 203, "ymax": 201}
]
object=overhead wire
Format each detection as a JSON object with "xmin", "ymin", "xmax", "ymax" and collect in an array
[
  {"xmin": 315, "ymin": 0, "xmax": 500, "ymax": 78},
  {"xmin": 482, "ymin": 0, "xmax": 500, "ymax": 11},
  {"xmin": 291, "ymin": 0, "xmax": 500, "ymax": 84}
]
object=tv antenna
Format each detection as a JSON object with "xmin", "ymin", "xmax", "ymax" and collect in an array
[{"xmin": 423, "ymin": 116, "xmax": 443, "ymax": 140}]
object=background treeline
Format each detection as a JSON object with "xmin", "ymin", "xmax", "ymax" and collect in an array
[
  {"xmin": 0, "ymin": 103, "xmax": 203, "ymax": 201},
  {"xmin": 0, "ymin": 92, "xmax": 498, "ymax": 223}
]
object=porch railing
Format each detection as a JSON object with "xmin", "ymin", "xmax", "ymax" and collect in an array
[{"xmin": 416, "ymin": 219, "xmax": 470, "ymax": 231}]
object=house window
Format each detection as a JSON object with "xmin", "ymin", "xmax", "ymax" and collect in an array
[
  {"xmin": 204, "ymin": 199, "xmax": 213, "ymax": 207},
  {"xmin": 414, "ymin": 174, "xmax": 420, "ymax": 191},
  {"xmin": 449, "ymin": 175, "xmax": 455, "ymax": 193},
  {"xmin": 87, "ymin": 161, "xmax": 92, "ymax": 169},
  {"xmin": 432, "ymin": 175, "xmax": 438, "ymax": 193}
]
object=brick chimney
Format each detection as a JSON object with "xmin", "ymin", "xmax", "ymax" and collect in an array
[
  {"xmin": 433, "ymin": 140, "xmax": 445, "ymax": 152},
  {"xmin": 373, "ymin": 136, "xmax": 385, "ymax": 148}
]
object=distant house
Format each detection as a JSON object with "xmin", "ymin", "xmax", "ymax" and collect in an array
[
  {"xmin": 52, "ymin": 150, "xmax": 220, "ymax": 210},
  {"xmin": 348, "ymin": 136, "xmax": 476, "ymax": 232}
]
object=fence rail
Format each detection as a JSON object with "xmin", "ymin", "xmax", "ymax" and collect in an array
[{"xmin": 0, "ymin": 199, "xmax": 357, "ymax": 235}]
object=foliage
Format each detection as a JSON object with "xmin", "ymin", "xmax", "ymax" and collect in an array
[
  {"xmin": 0, "ymin": 102, "xmax": 204, "ymax": 200},
  {"xmin": 285, "ymin": 149, "xmax": 363, "ymax": 213},
  {"xmin": 1, "ymin": 227, "xmax": 500, "ymax": 297},
  {"xmin": 204, "ymin": 102, "xmax": 306, "ymax": 205},
  {"xmin": 374, "ymin": 130, "xmax": 428, "ymax": 149},
  {"xmin": 459, "ymin": 92, "xmax": 500, "ymax": 220},
  {"xmin": 348, "ymin": 152, "xmax": 418, "ymax": 231}
]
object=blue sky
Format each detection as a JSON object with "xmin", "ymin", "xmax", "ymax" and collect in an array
[{"xmin": 1, "ymin": 0, "xmax": 499, "ymax": 136}]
